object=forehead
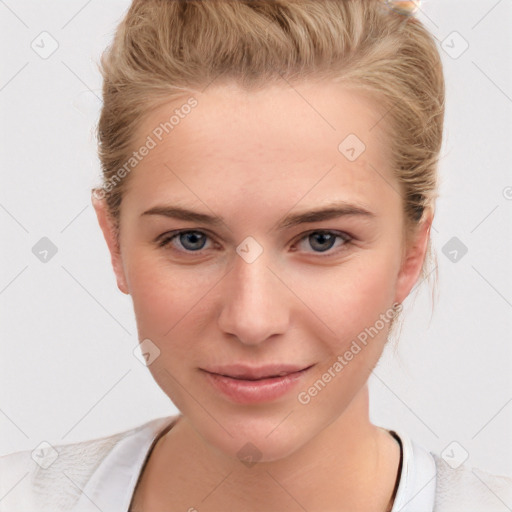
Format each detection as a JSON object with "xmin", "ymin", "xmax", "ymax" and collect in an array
[{"xmin": 126, "ymin": 80, "xmax": 397, "ymax": 213}]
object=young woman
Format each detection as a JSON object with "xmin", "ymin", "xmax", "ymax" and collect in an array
[{"xmin": 1, "ymin": 1, "xmax": 511, "ymax": 511}]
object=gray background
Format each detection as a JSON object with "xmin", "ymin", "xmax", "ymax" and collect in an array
[{"xmin": 1, "ymin": 0, "xmax": 511, "ymax": 478}]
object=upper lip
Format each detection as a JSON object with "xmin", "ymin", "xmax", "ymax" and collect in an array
[{"xmin": 202, "ymin": 363, "xmax": 314, "ymax": 380}]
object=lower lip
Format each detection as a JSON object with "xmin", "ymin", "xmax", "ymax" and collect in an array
[{"xmin": 203, "ymin": 367, "xmax": 313, "ymax": 404}]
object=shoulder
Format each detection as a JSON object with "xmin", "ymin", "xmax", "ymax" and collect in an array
[
  {"xmin": 0, "ymin": 418, "xmax": 166, "ymax": 512},
  {"xmin": 390, "ymin": 429, "xmax": 512, "ymax": 512},
  {"xmin": 432, "ymin": 453, "xmax": 512, "ymax": 512}
]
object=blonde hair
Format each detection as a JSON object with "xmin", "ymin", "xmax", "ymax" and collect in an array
[{"xmin": 94, "ymin": 0, "xmax": 445, "ymax": 335}]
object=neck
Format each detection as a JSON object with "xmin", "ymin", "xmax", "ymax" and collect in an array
[{"xmin": 134, "ymin": 384, "xmax": 400, "ymax": 512}]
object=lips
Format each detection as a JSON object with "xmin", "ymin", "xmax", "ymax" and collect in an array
[
  {"xmin": 202, "ymin": 363, "xmax": 315, "ymax": 404},
  {"xmin": 202, "ymin": 363, "xmax": 314, "ymax": 381}
]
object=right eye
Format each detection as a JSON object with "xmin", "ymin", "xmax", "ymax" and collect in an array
[{"xmin": 158, "ymin": 230, "xmax": 213, "ymax": 253}]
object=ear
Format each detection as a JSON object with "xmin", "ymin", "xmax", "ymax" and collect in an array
[
  {"xmin": 91, "ymin": 190, "xmax": 130, "ymax": 295},
  {"xmin": 394, "ymin": 210, "xmax": 433, "ymax": 305}
]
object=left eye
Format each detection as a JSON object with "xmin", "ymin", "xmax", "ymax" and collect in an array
[
  {"xmin": 294, "ymin": 230, "xmax": 352, "ymax": 254},
  {"xmin": 157, "ymin": 230, "xmax": 352, "ymax": 255}
]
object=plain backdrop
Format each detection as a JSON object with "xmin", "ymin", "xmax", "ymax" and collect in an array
[{"xmin": 1, "ymin": 0, "xmax": 511, "ymax": 477}]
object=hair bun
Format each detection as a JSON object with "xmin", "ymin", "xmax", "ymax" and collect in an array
[{"xmin": 384, "ymin": 0, "xmax": 421, "ymax": 16}]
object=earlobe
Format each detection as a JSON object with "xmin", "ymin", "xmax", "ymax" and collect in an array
[
  {"xmin": 91, "ymin": 191, "xmax": 130, "ymax": 295},
  {"xmin": 394, "ymin": 213, "xmax": 433, "ymax": 305}
]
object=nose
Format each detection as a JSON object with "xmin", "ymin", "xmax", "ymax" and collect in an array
[{"xmin": 217, "ymin": 249, "xmax": 290, "ymax": 346}]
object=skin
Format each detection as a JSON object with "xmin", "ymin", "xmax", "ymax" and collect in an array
[{"xmin": 93, "ymin": 80, "xmax": 433, "ymax": 512}]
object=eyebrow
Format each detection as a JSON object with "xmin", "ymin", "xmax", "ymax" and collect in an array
[{"xmin": 141, "ymin": 201, "xmax": 376, "ymax": 231}]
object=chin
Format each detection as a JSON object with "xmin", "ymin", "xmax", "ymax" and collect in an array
[{"xmin": 194, "ymin": 412, "xmax": 309, "ymax": 464}]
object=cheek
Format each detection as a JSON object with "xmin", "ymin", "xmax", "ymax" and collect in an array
[
  {"xmin": 126, "ymin": 253, "xmax": 214, "ymax": 339},
  {"xmin": 127, "ymin": 259, "xmax": 211, "ymax": 404},
  {"xmin": 288, "ymin": 252, "xmax": 398, "ymax": 343},
  {"xmin": 295, "ymin": 260, "xmax": 398, "ymax": 410}
]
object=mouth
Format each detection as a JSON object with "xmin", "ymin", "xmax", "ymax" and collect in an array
[
  {"xmin": 202, "ymin": 363, "xmax": 315, "ymax": 381},
  {"xmin": 200, "ymin": 364, "xmax": 315, "ymax": 404},
  {"xmin": 223, "ymin": 372, "xmax": 302, "ymax": 381}
]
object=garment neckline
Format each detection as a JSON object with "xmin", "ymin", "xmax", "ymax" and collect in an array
[{"xmin": 386, "ymin": 430, "xmax": 404, "ymax": 512}]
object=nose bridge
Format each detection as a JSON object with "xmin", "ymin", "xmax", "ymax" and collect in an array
[{"xmin": 218, "ymin": 247, "xmax": 289, "ymax": 345}]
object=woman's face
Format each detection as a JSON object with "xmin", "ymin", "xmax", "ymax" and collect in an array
[{"xmin": 94, "ymin": 80, "xmax": 430, "ymax": 462}]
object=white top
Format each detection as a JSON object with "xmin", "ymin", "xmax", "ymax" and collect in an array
[{"xmin": 1, "ymin": 414, "xmax": 511, "ymax": 511}]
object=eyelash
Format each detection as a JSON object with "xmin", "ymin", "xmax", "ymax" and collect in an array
[{"xmin": 156, "ymin": 229, "xmax": 353, "ymax": 258}]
